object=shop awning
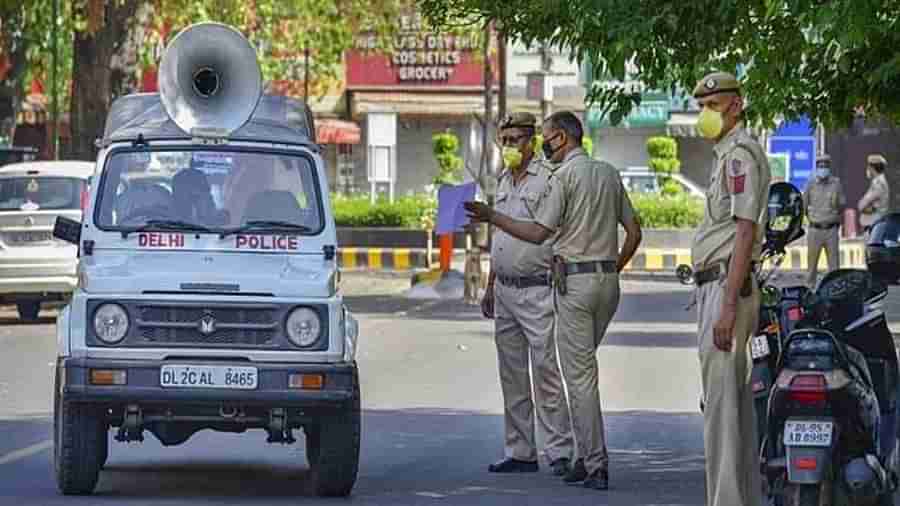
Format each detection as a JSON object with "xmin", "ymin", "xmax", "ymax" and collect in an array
[
  {"xmin": 316, "ymin": 118, "xmax": 361, "ymax": 145},
  {"xmin": 666, "ymin": 112, "xmax": 699, "ymax": 138}
]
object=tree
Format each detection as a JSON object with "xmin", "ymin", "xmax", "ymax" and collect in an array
[
  {"xmin": 0, "ymin": 0, "xmax": 74, "ymax": 146},
  {"xmin": 432, "ymin": 129, "xmax": 464, "ymax": 185},
  {"xmin": 646, "ymin": 136, "xmax": 681, "ymax": 196},
  {"xmin": 417, "ymin": 0, "xmax": 900, "ymax": 129},
  {"xmin": 59, "ymin": 0, "xmax": 405, "ymax": 160}
]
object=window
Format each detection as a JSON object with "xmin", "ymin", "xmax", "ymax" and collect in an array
[
  {"xmin": 0, "ymin": 177, "xmax": 86, "ymax": 211},
  {"xmin": 95, "ymin": 150, "xmax": 323, "ymax": 233}
]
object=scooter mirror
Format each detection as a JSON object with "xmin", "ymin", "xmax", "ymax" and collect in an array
[
  {"xmin": 761, "ymin": 284, "xmax": 782, "ymax": 308},
  {"xmin": 676, "ymin": 264, "xmax": 694, "ymax": 285}
]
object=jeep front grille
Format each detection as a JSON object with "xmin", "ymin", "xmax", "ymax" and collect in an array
[{"xmin": 136, "ymin": 304, "xmax": 279, "ymax": 346}]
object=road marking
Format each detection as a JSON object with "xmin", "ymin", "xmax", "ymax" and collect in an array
[{"xmin": 0, "ymin": 439, "xmax": 52, "ymax": 466}]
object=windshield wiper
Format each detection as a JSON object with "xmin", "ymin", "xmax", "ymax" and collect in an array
[
  {"xmin": 121, "ymin": 220, "xmax": 213, "ymax": 238},
  {"xmin": 219, "ymin": 220, "xmax": 313, "ymax": 239}
]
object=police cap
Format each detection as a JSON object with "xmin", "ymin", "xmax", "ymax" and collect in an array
[
  {"xmin": 499, "ymin": 112, "xmax": 537, "ymax": 131},
  {"xmin": 868, "ymin": 154, "xmax": 888, "ymax": 166},
  {"xmin": 693, "ymin": 71, "xmax": 741, "ymax": 99}
]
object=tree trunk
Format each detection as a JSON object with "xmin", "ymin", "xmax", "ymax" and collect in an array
[
  {"xmin": 0, "ymin": 39, "xmax": 28, "ymax": 145},
  {"xmin": 68, "ymin": 0, "xmax": 141, "ymax": 160}
]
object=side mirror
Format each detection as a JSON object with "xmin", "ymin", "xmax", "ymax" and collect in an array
[
  {"xmin": 676, "ymin": 264, "xmax": 694, "ymax": 285},
  {"xmin": 53, "ymin": 216, "xmax": 82, "ymax": 245},
  {"xmin": 760, "ymin": 285, "xmax": 782, "ymax": 308}
]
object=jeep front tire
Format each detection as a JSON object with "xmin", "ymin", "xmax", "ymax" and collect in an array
[
  {"xmin": 54, "ymin": 373, "xmax": 107, "ymax": 495},
  {"xmin": 310, "ymin": 364, "xmax": 361, "ymax": 497}
]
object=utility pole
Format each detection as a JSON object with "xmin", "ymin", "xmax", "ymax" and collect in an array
[
  {"xmin": 51, "ymin": 0, "xmax": 59, "ymax": 159},
  {"xmin": 304, "ymin": 46, "xmax": 310, "ymax": 103},
  {"xmin": 498, "ymin": 30, "xmax": 507, "ymax": 121},
  {"xmin": 539, "ymin": 42, "xmax": 552, "ymax": 120}
]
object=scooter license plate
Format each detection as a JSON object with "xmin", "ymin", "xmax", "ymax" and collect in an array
[
  {"xmin": 751, "ymin": 335, "xmax": 770, "ymax": 359},
  {"xmin": 783, "ymin": 420, "xmax": 833, "ymax": 447}
]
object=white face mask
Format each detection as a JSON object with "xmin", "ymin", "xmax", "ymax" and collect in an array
[{"xmin": 816, "ymin": 167, "xmax": 830, "ymax": 179}]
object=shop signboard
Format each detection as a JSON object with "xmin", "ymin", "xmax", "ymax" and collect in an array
[{"xmin": 346, "ymin": 11, "xmax": 495, "ymax": 89}]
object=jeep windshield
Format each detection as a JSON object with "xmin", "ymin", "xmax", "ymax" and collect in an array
[{"xmin": 95, "ymin": 150, "xmax": 323, "ymax": 235}]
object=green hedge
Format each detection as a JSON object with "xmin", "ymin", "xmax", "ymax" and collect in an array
[
  {"xmin": 331, "ymin": 193, "xmax": 435, "ymax": 228},
  {"xmin": 330, "ymin": 192, "xmax": 704, "ymax": 229},
  {"xmin": 630, "ymin": 193, "xmax": 704, "ymax": 229}
]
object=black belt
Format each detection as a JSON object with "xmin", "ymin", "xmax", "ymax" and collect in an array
[
  {"xmin": 564, "ymin": 260, "xmax": 617, "ymax": 275},
  {"xmin": 695, "ymin": 262, "xmax": 758, "ymax": 287},
  {"xmin": 810, "ymin": 221, "xmax": 839, "ymax": 230},
  {"xmin": 497, "ymin": 274, "xmax": 550, "ymax": 288}
]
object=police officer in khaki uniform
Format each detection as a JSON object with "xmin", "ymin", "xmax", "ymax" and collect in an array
[
  {"xmin": 803, "ymin": 154, "xmax": 845, "ymax": 287},
  {"xmin": 858, "ymin": 154, "xmax": 889, "ymax": 230},
  {"xmin": 482, "ymin": 112, "xmax": 574, "ymax": 476},
  {"xmin": 690, "ymin": 72, "xmax": 770, "ymax": 506},
  {"xmin": 466, "ymin": 111, "xmax": 643, "ymax": 490}
]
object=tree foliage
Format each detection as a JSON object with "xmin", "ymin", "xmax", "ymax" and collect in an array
[{"xmin": 417, "ymin": 0, "xmax": 900, "ymax": 129}]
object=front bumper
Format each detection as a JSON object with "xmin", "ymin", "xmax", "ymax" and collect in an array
[
  {"xmin": 58, "ymin": 357, "xmax": 355, "ymax": 406},
  {"xmin": 0, "ymin": 275, "xmax": 76, "ymax": 296}
]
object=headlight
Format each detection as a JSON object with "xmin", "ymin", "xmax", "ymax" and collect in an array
[
  {"xmin": 93, "ymin": 303, "xmax": 129, "ymax": 344},
  {"xmin": 285, "ymin": 307, "xmax": 321, "ymax": 347}
]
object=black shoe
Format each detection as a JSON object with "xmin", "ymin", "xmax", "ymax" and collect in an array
[
  {"xmin": 562, "ymin": 459, "xmax": 588, "ymax": 483},
  {"xmin": 583, "ymin": 469, "xmax": 609, "ymax": 490},
  {"xmin": 488, "ymin": 457, "xmax": 539, "ymax": 473},
  {"xmin": 549, "ymin": 457, "xmax": 571, "ymax": 476}
]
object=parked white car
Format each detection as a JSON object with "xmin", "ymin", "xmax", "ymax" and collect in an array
[
  {"xmin": 0, "ymin": 160, "xmax": 93, "ymax": 320},
  {"xmin": 619, "ymin": 167, "xmax": 705, "ymax": 198}
]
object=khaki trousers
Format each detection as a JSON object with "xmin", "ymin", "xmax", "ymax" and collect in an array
[
  {"xmin": 554, "ymin": 271, "xmax": 620, "ymax": 475},
  {"xmin": 495, "ymin": 282, "xmax": 573, "ymax": 462},
  {"xmin": 697, "ymin": 278, "xmax": 761, "ymax": 506},
  {"xmin": 806, "ymin": 226, "xmax": 840, "ymax": 287}
]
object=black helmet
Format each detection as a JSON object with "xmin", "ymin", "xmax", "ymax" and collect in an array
[
  {"xmin": 765, "ymin": 181, "xmax": 805, "ymax": 253},
  {"xmin": 866, "ymin": 212, "xmax": 900, "ymax": 284}
]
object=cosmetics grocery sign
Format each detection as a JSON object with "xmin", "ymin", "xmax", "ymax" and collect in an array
[{"xmin": 346, "ymin": 11, "xmax": 495, "ymax": 89}]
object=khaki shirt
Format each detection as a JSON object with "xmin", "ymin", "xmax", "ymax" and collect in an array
[
  {"xmin": 534, "ymin": 148, "xmax": 636, "ymax": 262},
  {"xmin": 691, "ymin": 124, "xmax": 771, "ymax": 270},
  {"xmin": 859, "ymin": 174, "xmax": 889, "ymax": 226},
  {"xmin": 804, "ymin": 177, "xmax": 845, "ymax": 225},
  {"xmin": 492, "ymin": 160, "xmax": 554, "ymax": 278}
]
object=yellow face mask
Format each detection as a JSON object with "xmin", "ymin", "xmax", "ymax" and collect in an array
[
  {"xmin": 502, "ymin": 146, "xmax": 524, "ymax": 170},
  {"xmin": 697, "ymin": 107, "xmax": 724, "ymax": 139}
]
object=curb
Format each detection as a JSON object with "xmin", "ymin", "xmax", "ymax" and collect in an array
[{"xmin": 337, "ymin": 244, "xmax": 868, "ymax": 273}]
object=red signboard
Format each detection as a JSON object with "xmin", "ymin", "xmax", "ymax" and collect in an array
[{"xmin": 346, "ymin": 11, "xmax": 495, "ymax": 89}]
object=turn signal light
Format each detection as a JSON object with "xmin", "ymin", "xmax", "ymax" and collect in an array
[
  {"xmin": 788, "ymin": 374, "xmax": 827, "ymax": 404},
  {"xmin": 90, "ymin": 369, "xmax": 127, "ymax": 385},
  {"xmin": 289, "ymin": 373, "xmax": 323, "ymax": 390}
]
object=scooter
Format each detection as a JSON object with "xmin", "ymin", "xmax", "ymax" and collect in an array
[{"xmin": 763, "ymin": 268, "xmax": 898, "ymax": 506}]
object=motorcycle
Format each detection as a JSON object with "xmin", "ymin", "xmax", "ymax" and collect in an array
[{"xmin": 763, "ymin": 268, "xmax": 898, "ymax": 505}]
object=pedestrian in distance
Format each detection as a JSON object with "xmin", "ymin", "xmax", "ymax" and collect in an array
[
  {"xmin": 803, "ymin": 154, "xmax": 845, "ymax": 288},
  {"xmin": 858, "ymin": 154, "xmax": 890, "ymax": 233}
]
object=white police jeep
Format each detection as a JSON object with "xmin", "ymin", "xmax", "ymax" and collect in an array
[{"xmin": 51, "ymin": 22, "xmax": 360, "ymax": 497}]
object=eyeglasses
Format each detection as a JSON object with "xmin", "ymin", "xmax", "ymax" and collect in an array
[{"xmin": 498, "ymin": 133, "xmax": 532, "ymax": 146}]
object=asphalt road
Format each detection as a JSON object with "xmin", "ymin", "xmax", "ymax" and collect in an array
[{"xmin": 0, "ymin": 277, "xmax": 744, "ymax": 505}]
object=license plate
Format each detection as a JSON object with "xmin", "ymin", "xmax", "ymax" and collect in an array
[
  {"xmin": 751, "ymin": 335, "xmax": 771, "ymax": 359},
  {"xmin": 7, "ymin": 231, "xmax": 52, "ymax": 244},
  {"xmin": 783, "ymin": 420, "xmax": 833, "ymax": 447},
  {"xmin": 160, "ymin": 365, "xmax": 258, "ymax": 390}
]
